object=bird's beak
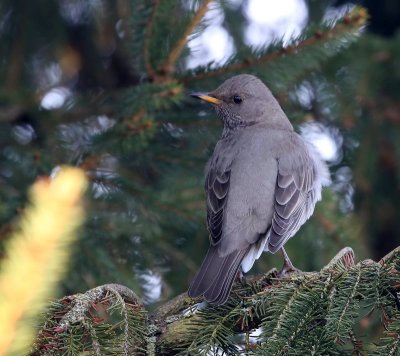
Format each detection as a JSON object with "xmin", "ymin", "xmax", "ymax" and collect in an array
[{"xmin": 190, "ymin": 92, "xmax": 223, "ymax": 105}]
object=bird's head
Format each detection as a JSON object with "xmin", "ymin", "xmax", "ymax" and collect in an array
[{"xmin": 191, "ymin": 74, "xmax": 291, "ymax": 133}]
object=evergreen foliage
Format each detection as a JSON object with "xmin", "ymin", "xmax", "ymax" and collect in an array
[
  {"xmin": 31, "ymin": 248, "xmax": 400, "ymax": 355},
  {"xmin": 32, "ymin": 284, "xmax": 148, "ymax": 355},
  {"xmin": 0, "ymin": 0, "xmax": 399, "ymax": 354},
  {"xmin": 0, "ymin": 167, "xmax": 87, "ymax": 355}
]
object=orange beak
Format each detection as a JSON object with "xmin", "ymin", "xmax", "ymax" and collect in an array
[{"xmin": 190, "ymin": 93, "xmax": 223, "ymax": 105}]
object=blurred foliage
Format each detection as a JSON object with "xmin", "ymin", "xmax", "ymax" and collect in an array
[
  {"xmin": 0, "ymin": 0, "xmax": 399, "ymax": 353},
  {"xmin": 0, "ymin": 167, "xmax": 87, "ymax": 355}
]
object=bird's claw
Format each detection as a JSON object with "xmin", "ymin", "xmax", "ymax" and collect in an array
[{"xmin": 277, "ymin": 264, "xmax": 302, "ymax": 278}]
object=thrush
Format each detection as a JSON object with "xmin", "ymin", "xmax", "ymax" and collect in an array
[{"xmin": 188, "ymin": 74, "xmax": 330, "ymax": 305}]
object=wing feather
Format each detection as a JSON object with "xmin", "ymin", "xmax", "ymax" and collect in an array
[
  {"xmin": 267, "ymin": 160, "xmax": 316, "ymax": 253},
  {"xmin": 275, "ymin": 189, "xmax": 301, "ymax": 218},
  {"xmin": 277, "ymin": 174, "xmax": 293, "ymax": 188},
  {"xmin": 275, "ymin": 180, "xmax": 297, "ymax": 205},
  {"xmin": 206, "ymin": 167, "xmax": 231, "ymax": 245},
  {"xmin": 213, "ymin": 179, "xmax": 229, "ymax": 199}
]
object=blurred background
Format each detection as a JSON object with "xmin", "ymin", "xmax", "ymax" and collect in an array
[{"xmin": 0, "ymin": 0, "xmax": 399, "ymax": 308}]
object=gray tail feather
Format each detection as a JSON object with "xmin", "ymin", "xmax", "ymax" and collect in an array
[{"xmin": 188, "ymin": 246, "xmax": 248, "ymax": 305}]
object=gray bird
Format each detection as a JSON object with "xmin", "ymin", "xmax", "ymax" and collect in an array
[{"xmin": 188, "ymin": 74, "xmax": 330, "ymax": 305}]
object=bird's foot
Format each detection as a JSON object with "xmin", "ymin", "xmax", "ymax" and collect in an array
[
  {"xmin": 277, "ymin": 247, "xmax": 302, "ymax": 278},
  {"xmin": 277, "ymin": 263, "xmax": 302, "ymax": 278},
  {"xmin": 235, "ymin": 270, "xmax": 247, "ymax": 286}
]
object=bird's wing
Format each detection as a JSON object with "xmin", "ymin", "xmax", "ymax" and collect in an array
[
  {"xmin": 267, "ymin": 152, "xmax": 316, "ymax": 253},
  {"xmin": 207, "ymin": 140, "xmax": 277, "ymax": 257},
  {"xmin": 205, "ymin": 166, "xmax": 230, "ymax": 246},
  {"xmin": 188, "ymin": 164, "xmax": 247, "ymax": 305}
]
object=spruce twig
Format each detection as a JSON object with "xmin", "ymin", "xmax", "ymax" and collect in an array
[
  {"xmin": 31, "ymin": 247, "xmax": 400, "ymax": 354},
  {"xmin": 161, "ymin": 0, "xmax": 212, "ymax": 75},
  {"xmin": 57, "ymin": 284, "xmax": 142, "ymax": 331},
  {"xmin": 181, "ymin": 6, "xmax": 368, "ymax": 83},
  {"xmin": 143, "ymin": 0, "xmax": 160, "ymax": 79}
]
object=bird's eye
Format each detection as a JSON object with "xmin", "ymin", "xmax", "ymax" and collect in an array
[{"xmin": 232, "ymin": 95, "xmax": 243, "ymax": 104}]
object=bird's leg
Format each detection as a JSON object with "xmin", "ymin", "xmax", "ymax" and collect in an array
[
  {"xmin": 278, "ymin": 247, "xmax": 301, "ymax": 277},
  {"xmin": 235, "ymin": 269, "xmax": 247, "ymax": 286}
]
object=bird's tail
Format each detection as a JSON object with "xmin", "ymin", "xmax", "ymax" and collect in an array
[{"xmin": 188, "ymin": 246, "xmax": 248, "ymax": 305}]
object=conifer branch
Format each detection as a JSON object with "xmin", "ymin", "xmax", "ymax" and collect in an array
[
  {"xmin": 323, "ymin": 246, "xmax": 355, "ymax": 271},
  {"xmin": 143, "ymin": 0, "xmax": 159, "ymax": 79},
  {"xmin": 32, "ymin": 284, "xmax": 147, "ymax": 355},
  {"xmin": 380, "ymin": 246, "xmax": 400, "ymax": 265},
  {"xmin": 161, "ymin": 0, "xmax": 212, "ymax": 76},
  {"xmin": 155, "ymin": 293, "xmax": 195, "ymax": 320},
  {"xmin": 57, "ymin": 284, "xmax": 142, "ymax": 331},
  {"xmin": 180, "ymin": 6, "xmax": 368, "ymax": 83},
  {"xmin": 31, "ymin": 247, "xmax": 400, "ymax": 354},
  {"xmin": 84, "ymin": 320, "xmax": 101, "ymax": 356},
  {"xmin": 334, "ymin": 266, "xmax": 362, "ymax": 343}
]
